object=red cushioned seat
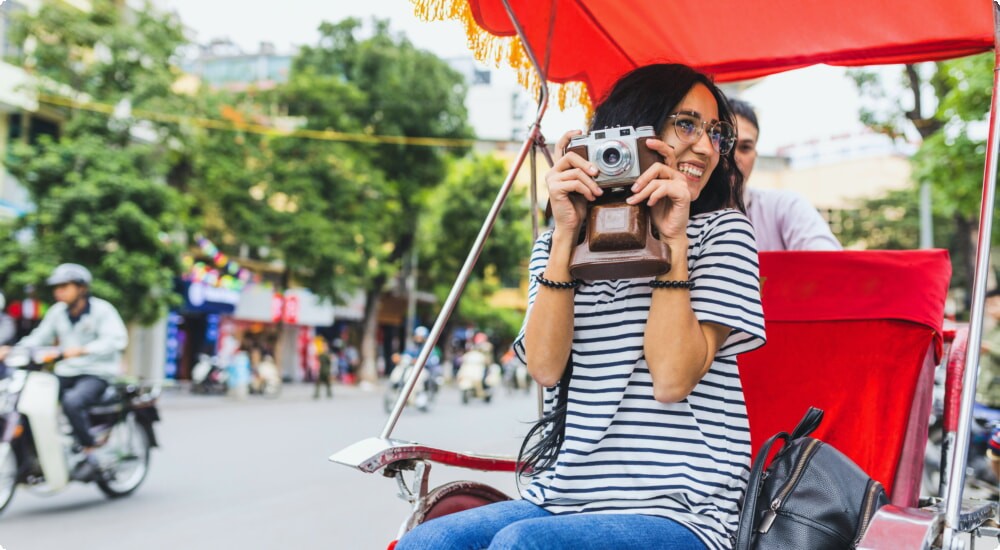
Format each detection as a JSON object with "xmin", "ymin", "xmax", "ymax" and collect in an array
[{"xmin": 738, "ymin": 250, "xmax": 951, "ymax": 507}]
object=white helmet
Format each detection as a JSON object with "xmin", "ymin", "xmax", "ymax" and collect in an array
[{"xmin": 46, "ymin": 263, "xmax": 93, "ymax": 286}]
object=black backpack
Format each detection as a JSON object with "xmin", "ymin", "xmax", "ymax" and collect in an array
[{"xmin": 735, "ymin": 407, "xmax": 889, "ymax": 549}]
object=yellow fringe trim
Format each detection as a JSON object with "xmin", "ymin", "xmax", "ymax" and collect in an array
[{"xmin": 412, "ymin": 0, "xmax": 593, "ymax": 115}]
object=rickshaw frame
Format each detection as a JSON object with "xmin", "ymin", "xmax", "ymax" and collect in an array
[{"xmin": 331, "ymin": 1, "xmax": 1000, "ymax": 548}]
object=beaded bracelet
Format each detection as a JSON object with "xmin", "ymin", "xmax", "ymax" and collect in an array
[
  {"xmin": 649, "ymin": 280, "xmax": 695, "ymax": 290},
  {"xmin": 535, "ymin": 274, "xmax": 583, "ymax": 289}
]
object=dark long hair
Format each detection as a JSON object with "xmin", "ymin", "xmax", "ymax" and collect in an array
[
  {"xmin": 516, "ymin": 64, "xmax": 744, "ymax": 480},
  {"xmin": 589, "ymin": 63, "xmax": 744, "ymax": 214}
]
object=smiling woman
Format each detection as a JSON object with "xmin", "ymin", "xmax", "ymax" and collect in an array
[{"xmin": 394, "ymin": 63, "xmax": 765, "ymax": 550}]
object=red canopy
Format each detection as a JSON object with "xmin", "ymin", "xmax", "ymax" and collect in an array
[{"xmin": 416, "ymin": 0, "xmax": 994, "ymax": 105}]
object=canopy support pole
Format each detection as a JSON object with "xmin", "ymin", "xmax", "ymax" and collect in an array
[
  {"xmin": 942, "ymin": 1, "xmax": 1000, "ymax": 546},
  {"xmin": 380, "ymin": 0, "xmax": 551, "ymax": 439}
]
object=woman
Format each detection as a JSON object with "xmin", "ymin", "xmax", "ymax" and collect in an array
[{"xmin": 396, "ymin": 63, "xmax": 765, "ymax": 550}]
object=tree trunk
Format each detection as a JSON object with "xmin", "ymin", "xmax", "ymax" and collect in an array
[{"xmin": 358, "ymin": 285, "xmax": 383, "ymax": 383}]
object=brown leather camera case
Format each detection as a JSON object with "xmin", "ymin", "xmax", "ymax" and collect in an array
[
  {"xmin": 570, "ymin": 199, "xmax": 671, "ymax": 280},
  {"xmin": 566, "ymin": 136, "xmax": 671, "ymax": 280}
]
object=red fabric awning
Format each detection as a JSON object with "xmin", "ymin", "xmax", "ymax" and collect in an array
[{"xmin": 418, "ymin": 0, "xmax": 994, "ymax": 106}]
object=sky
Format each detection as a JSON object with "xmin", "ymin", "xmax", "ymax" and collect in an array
[{"xmin": 156, "ymin": 0, "xmax": 882, "ymax": 156}]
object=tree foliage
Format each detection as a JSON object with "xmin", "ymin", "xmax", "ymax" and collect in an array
[
  {"xmin": 846, "ymin": 54, "xmax": 993, "ymax": 300},
  {"xmin": 3, "ymin": 0, "xmax": 186, "ymax": 324},
  {"xmin": 420, "ymin": 154, "xmax": 533, "ymax": 343}
]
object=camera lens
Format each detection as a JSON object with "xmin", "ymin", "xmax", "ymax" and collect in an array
[{"xmin": 594, "ymin": 140, "xmax": 632, "ymax": 177}]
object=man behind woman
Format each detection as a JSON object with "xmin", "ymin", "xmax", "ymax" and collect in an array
[
  {"xmin": 729, "ymin": 98, "xmax": 842, "ymax": 252},
  {"xmin": 397, "ymin": 63, "xmax": 765, "ymax": 550}
]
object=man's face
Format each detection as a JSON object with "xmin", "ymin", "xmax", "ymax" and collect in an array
[
  {"xmin": 52, "ymin": 283, "xmax": 83, "ymax": 305},
  {"xmin": 735, "ymin": 115, "xmax": 759, "ymax": 181}
]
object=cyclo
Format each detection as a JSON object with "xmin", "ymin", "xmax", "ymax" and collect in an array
[{"xmin": 331, "ymin": 0, "xmax": 1000, "ymax": 548}]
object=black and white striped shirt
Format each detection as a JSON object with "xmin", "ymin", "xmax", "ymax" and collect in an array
[{"xmin": 512, "ymin": 209, "xmax": 766, "ymax": 550}]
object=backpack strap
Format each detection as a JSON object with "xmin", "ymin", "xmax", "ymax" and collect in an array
[
  {"xmin": 735, "ymin": 407, "xmax": 825, "ymax": 550},
  {"xmin": 790, "ymin": 407, "xmax": 824, "ymax": 440},
  {"xmin": 735, "ymin": 430, "xmax": 789, "ymax": 550}
]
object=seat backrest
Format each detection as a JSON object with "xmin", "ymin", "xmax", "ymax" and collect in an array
[{"xmin": 738, "ymin": 250, "xmax": 951, "ymax": 507}]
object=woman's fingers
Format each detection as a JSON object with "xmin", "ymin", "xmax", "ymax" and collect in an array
[
  {"xmin": 644, "ymin": 137, "xmax": 677, "ymax": 168},
  {"xmin": 628, "ymin": 162, "xmax": 681, "ymax": 201},
  {"xmin": 552, "ymin": 170, "xmax": 602, "ymax": 201},
  {"xmin": 555, "ymin": 129, "xmax": 584, "ymax": 155}
]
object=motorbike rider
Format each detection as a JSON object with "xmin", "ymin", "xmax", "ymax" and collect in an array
[
  {"xmin": 404, "ymin": 326, "xmax": 442, "ymax": 385},
  {"xmin": 0, "ymin": 263, "xmax": 128, "ymax": 481}
]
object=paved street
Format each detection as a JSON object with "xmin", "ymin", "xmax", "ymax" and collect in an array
[
  {"xmin": 1, "ymin": 381, "xmax": 996, "ymax": 550},
  {"xmin": 0, "ymin": 381, "xmax": 540, "ymax": 550}
]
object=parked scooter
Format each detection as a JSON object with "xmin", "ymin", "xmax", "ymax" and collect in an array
[
  {"xmin": 191, "ymin": 353, "xmax": 227, "ymax": 395},
  {"xmin": 0, "ymin": 347, "xmax": 159, "ymax": 515}
]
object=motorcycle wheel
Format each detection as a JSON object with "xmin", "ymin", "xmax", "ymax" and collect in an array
[
  {"xmin": 0, "ymin": 442, "xmax": 17, "ymax": 515},
  {"xmin": 97, "ymin": 413, "xmax": 151, "ymax": 499}
]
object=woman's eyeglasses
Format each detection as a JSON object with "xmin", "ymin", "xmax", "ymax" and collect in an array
[{"xmin": 667, "ymin": 112, "xmax": 737, "ymax": 155}]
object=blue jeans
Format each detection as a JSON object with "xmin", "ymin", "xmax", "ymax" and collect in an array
[{"xmin": 394, "ymin": 499, "xmax": 707, "ymax": 550}]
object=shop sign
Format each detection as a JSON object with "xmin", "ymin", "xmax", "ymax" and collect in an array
[{"xmin": 180, "ymin": 280, "xmax": 240, "ymax": 314}]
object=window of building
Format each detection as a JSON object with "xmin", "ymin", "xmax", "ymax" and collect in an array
[{"xmin": 0, "ymin": 1, "xmax": 25, "ymax": 61}]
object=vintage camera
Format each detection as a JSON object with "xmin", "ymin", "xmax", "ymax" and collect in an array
[
  {"xmin": 567, "ymin": 125, "xmax": 661, "ymax": 188},
  {"xmin": 565, "ymin": 125, "xmax": 671, "ymax": 280}
]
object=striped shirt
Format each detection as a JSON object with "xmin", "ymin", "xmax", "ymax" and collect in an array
[{"xmin": 512, "ymin": 209, "xmax": 766, "ymax": 550}]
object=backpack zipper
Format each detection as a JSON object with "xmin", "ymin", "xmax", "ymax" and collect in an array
[
  {"xmin": 758, "ymin": 438, "xmax": 822, "ymax": 533},
  {"xmin": 852, "ymin": 479, "xmax": 884, "ymax": 547}
]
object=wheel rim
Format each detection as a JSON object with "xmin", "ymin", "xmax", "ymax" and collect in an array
[
  {"xmin": 99, "ymin": 416, "xmax": 149, "ymax": 493},
  {"xmin": 0, "ymin": 442, "xmax": 17, "ymax": 508}
]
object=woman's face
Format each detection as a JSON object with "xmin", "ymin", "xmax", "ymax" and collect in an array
[{"xmin": 661, "ymin": 83, "xmax": 721, "ymax": 200}]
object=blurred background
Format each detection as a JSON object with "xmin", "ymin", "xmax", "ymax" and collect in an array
[{"xmin": 0, "ymin": 0, "xmax": 994, "ymax": 548}]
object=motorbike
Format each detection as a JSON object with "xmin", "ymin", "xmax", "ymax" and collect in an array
[
  {"xmin": 0, "ymin": 347, "xmax": 159, "ymax": 515},
  {"xmin": 250, "ymin": 355, "xmax": 282, "ymax": 397},
  {"xmin": 190, "ymin": 353, "xmax": 227, "ymax": 395},
  {"xmin": 455, "ymin": 348, "xmax": 502, "ymax": 405},
  {"xmin": 501, "ymin": 356, "xmax": 531, "ymax": 395},
  {"xmin": 383, "ymin": 354, "xmax": 439, "ymax": 413}
]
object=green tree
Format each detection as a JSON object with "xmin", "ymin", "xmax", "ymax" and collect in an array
[
  {"xmin": 420, "ymin": 154, "xmax": 533, "ymax": 348},
  {"xmin": 3, "ymin": 0, "xmax": 187, "ymax": 324},
  {"xmin": 279, "ymin": 18, "xmax": 472, "ymax": 380},
  {"xmin": 847, "ymin": 54, "xmax": 993, "ymax": 302}
]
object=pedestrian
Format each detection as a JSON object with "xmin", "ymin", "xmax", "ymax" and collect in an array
[{"xmin": 314, "ymin": 338, "xmax": 333, "ymax": 399}]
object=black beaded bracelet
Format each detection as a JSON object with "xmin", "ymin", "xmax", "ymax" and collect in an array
[
  {"xmin": 649, "ymin": 279, "xmax": 695, "ymax": 290},
  {"xmin": 535, "ymin": 274, "xmax": 583, "ymax": 289}
]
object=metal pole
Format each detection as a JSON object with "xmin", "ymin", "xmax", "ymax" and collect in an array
[
  {"xmin": 381, "ymin": 0, "xmax": 551, "ymax": 439},
  {"xmin": 404, "ymin": 244, "xmax": 418, "ymax": 351},
  {"xmin": 942, "ymin": 2, "xmax": 1000, "ymax": 546},
  {"xmin": 920, "ymin": 181, "xmax": 933, "ymax": 248}
]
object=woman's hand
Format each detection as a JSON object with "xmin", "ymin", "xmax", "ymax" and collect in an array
[
  {"xmin": 626, "ymin": 138, "xmax": 691, "ymax": 244},
  {"xmin": 546, "ymin": 130, "xmax": 604, "ymax": 238}
]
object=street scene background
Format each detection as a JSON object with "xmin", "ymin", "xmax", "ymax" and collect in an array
[
  {"xmin": 0, "ymin": 383, "xmax": 539, "ymax": 549},
  {"xmin": 0, "ymin": 0, "xmax": 996, "ymax": 549}
]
